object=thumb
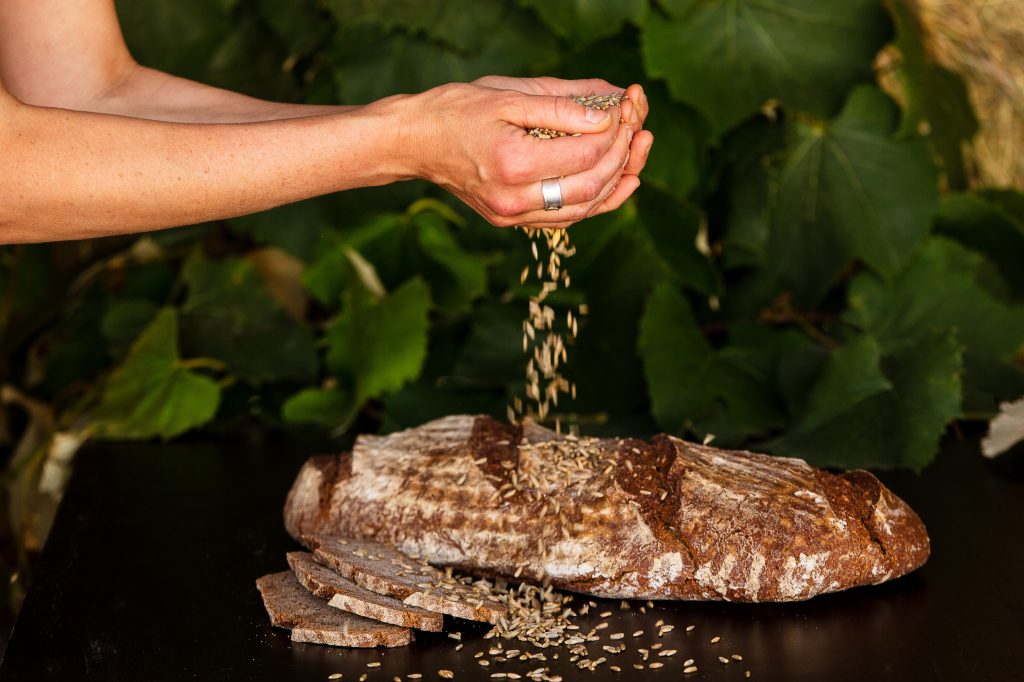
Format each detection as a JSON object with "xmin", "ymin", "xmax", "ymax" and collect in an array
[{"xmin": 513, "ymin": 94, "xmax": 615, "ymax": 134}]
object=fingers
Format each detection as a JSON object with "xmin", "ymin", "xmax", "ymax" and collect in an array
[
  {"xmin": 500, "ymin": 115, "xmax": 621, "ymax": 181},
  {"xmin": 503, "ymin": 122, "xmax": 632, "ymax": 212},
  {"xmin": 624, "ymin": 83, "xmax": 649, "ymax": 128},
  {"xmin": 592, "ymin": 174, "xmax": 641, "ymax": 216},
  {"xmin": 510, "ymin": 93, "xmax": 616, "ymax": 135},
  {"xmin": 623, "ymin": 130, "xmax": 654, "ymax": 176},
  {"xmin": 530, "ymin": 77, "xmax": 624, "ymax": 98}
]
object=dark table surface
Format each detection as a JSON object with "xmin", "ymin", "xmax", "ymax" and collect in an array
[{"xmin": 0, "ymin": 430, "xmax": 1021, "ymax": 682}]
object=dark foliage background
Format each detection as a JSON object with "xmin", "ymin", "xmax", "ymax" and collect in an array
[{"xmin": 1, "ymin": 0, "xmax": 1022, "ymax": 619}]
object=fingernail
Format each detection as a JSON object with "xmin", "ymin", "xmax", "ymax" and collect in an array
[
  {"xmin": 627, "ymin": 124, "xmax": 634, "ymax": 143},
  {"xmin": 586, "ymin": 107, "xmax": 610, "ymax": 124}
]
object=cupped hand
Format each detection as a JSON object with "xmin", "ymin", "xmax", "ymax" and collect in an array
[
  {"xmin": 471, "ymin": 77, "xmax": 653, "ymax": 224},
  {"xmin": 404, "ymin": 81, "xmax": 647, "ymax": 229}
]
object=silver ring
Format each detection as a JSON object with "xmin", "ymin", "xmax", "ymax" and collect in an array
[{"xmin": 541, "ymin": 177, "xmax": 563, "ymax": 211}]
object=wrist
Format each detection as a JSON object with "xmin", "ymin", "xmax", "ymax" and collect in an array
[{"xmin": 360, "ymin": 92, "xmax": 432, "ymax": 183}]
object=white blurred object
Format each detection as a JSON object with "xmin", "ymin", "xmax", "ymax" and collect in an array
[{"xmin": 982, "ymin": 397, "xmax": 1024, "ymax": 458}]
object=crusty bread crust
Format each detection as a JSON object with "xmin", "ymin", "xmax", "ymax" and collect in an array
[{"xmin": 284, "ymin": 415, "xmax": 930, "ymax": 602}]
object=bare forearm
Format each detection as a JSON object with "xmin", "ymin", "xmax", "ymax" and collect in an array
[
  {"xmin": 0, "ymin": 95, "xmax": 413, "ymax": 243},
  {"xmin": 88, "ymin": 64, "xmax": 356, "ymax": 123}
]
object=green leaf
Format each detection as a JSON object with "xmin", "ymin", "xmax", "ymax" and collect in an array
[
  {"xmin": 518, "ymin": 0, "xmax": 646, "ymax": 46},
  {"xmin": 282, "ymin": 387, "xmax": 356, "ymax": 428},
  {"xmin": 934, "ymin": 193, "xmax": 1024, "ymax": 300},
  {"xmin": 783, "ymin": 335, "xmax": 892, "ymax": 438},
  {"xmin": 341, "ymin": 208, "xmax": 486, "ymax": 313},
  {"xmin": 180, "ymin": 254, "xmax": 318, "ymax": 384},
  {"xmin": 451, "ymin": 302, "xmax": 526, "ymax": 388},
  {"xmin": 115, "ymin": 0, "xmax": 231, "ymax": 80},
  {"xmin": 640, "ymin": 82, "xmax": 709, "ymax": 200},
  {"xmin": 885, "ymin": 0, "xmax": 977, "ymax": 190},
  {"xmin": 228, "ymin": 200, "xmax": 325, "ymax": 262},
  {"xmin": 409, "ymin": 210, "xmax": 487, "ymax": 312},
  {"xmin": 642, "ymin": 0, "xmax": 890, "ymax": 132},
  {"xmin": 324, "ymin": 0, "xmax": 503, "ymax": 52},
  {"xmin": 204, "ymin": 11, "xmax": 294, "ymax": 100},
  {"xmin": 846, "ymin": 236, "xmax": 1024, "ymax": 412},
  {"xmin": 635, "ymin": 185, "xmax": 718, "ymax": 296},
  {"xmin": 101, "ymin": 299, "xmax": 160, "ymax": 360},
  {"xmin": 569, "ymin": 209, "xmax": 672, "ymax": 416},
  {"xmin": 253, "ymin": 0, "xmax": 327, "ymax": 56},
  {"xmin": 768, "ymin": 86, "xmax": 938, "ymax": 303},
  {"xmin": 331, "ymin": 11, "xmax": 559, "ymax": 104},
  {"xmin": 325, "ymin": 277, "xmax": 432, "ymax": 401},
  {"xmin": 93, "ymin": 308, "xmax": 220, "ymax": 440},
  {"xmin": 768, "ymin": 331, "xmax": 962, "ymax": 471},
  {"xmin": 637, "ymin": 284, "xmax": 783, "ymax": 442}
]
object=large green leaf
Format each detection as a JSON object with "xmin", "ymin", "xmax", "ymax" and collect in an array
[
  {"xmin": 885, "ymin": 0, "xmax": 977, "ymax": 190},
  {"xmin": 282, "ymin": 387, "xmax": 356, "ymax": 428},
  {"xmin": 934, "ymin": 193, "xmax": 1024, "ymax": 300},
  {"xmin": 228, "ymin": 200, "xmax": 325, "ymax": 262},
  {"xmin": 340, "ymin": 206, "xmax": 486, "ymax": 313},
  {"xmin": 781, "ymin": 335, "xmax": 892, "ymax": 439},
  {"xmin": 768, "ymin": 86, "xmax": 938, "ymax": 303},
  {"xmin": 180, "ymin": 254, "xmax": 318, "ymax": 385},
  {"xmin": 635, "ymin": 185, "xmax": 719, "ymax": 296},
  {"xmin": 115, "ymin": 0, "xmax": 231, "ymax": 80},
  {"xmin": 325, "ymin": 278, "xmax": 432, "ymax": 401},
  {"xmin": 639, "ymin": 82, "xmax": 709, "ymax": 201},
  {"xmin": 642, "ymin": 0, "xmax": 890, "ymax": 132},
  {"xmin": 101, "ymin": 300, "xmax": 160, "ymax": 360},
  {"xmin": 325, "ymin": 0, "xmax": 502, "ymax": 52},
  {"xmin": 845, "ymin": 236, "xmax": 1024, "ymax": 413},
  {"xmin": 331, "ymin": 11, "xmax": 558, "ymax": 104},
  {"xmin": 518, "ymin": 0, "xmax": 646, "ymax": 46},
  {"xmin": 93, "ymin": 308, "xmax": 220, "ymax": 440},
  {"xmin": 637, "ymin": 284, "xmax": 783, "ymax": 442},
  {"xmin": 768, "ymin": 331, "xmax": 962, "ymax": 471}
]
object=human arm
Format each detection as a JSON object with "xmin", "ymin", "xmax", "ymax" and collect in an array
[
  {"xmin": 0, "ymin": 0, "xmax": 348, "ymax": 123},
  {"xmin": 0, "ymin": 81, "xmax": 631, "ymax": 243}
]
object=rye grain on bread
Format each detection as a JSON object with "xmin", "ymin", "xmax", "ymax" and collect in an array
[
  {"xmin": 287, "ymin": 551, "xmax": 444, "ymax": 631},
  {"xmin": 302, "ymin": 536, "xmax": 507, "ymax": 624},
  {"xmin": 284, "ymin": 415, "xmax": 930, "ymax": 602},
  {"xmin": 256, "ymin": 571, "xmax": 411, "ymax": 647}
]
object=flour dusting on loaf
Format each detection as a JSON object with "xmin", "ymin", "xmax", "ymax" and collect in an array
[{"xmin": 284, "ymin": 415, "xmax": 929, "ymax": 602}]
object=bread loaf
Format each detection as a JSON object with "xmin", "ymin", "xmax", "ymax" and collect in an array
[{"xmin": 284, "ymin": 415, "xmax": 929, "ymax": 602}]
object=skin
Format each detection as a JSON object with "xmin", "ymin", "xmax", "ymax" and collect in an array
[{"xmin": 0, "ymin": 0, "xmax": 653, "ymax": 244}]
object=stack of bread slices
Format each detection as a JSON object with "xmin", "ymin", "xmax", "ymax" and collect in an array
[{"xmin": 257, "ymin": 534, "xmax": 507, "ymax": 647}]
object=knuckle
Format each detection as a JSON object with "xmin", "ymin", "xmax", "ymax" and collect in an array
[
  {"xmin": 485, "ymin": 192, "xmax": 522, "ymax": 219},
  {"xmin": 495, "ymin": 151, "xmax": 530, "ymax": 185},
  {"xmin": 580, "ymin": 142, "xmax": 602, "ymax": 167},
  {"xmin": 580, "ymin": 176, "xmax": 604, "ymax": 202}
]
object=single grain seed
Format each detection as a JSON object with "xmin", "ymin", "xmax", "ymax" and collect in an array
[
  {"xmin": 719, "ymin": 656, "xmax": 730, "ymax": 664},
  {"xmin": 683, "ymin": 666, "xmax": 698, "ymax": 674},
  {"xmin": 438, "ymin": 672, "xmax": 454, "ymax": 680}
]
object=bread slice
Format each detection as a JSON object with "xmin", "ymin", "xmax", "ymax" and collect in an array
[
  {"xmin": 302, "ymin": 535, "xmax": 507, "ymax": 624},
  {"xmin": 256, "ymin": 571, "xmax": 411, "ymax": 647},
  {"xmin": 285, "ymin": 414, "xmax": 931, "ymax": 602},
  {"xmin": 287, "ymin": 551, "xmax": 443, "ymax": 631}
]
